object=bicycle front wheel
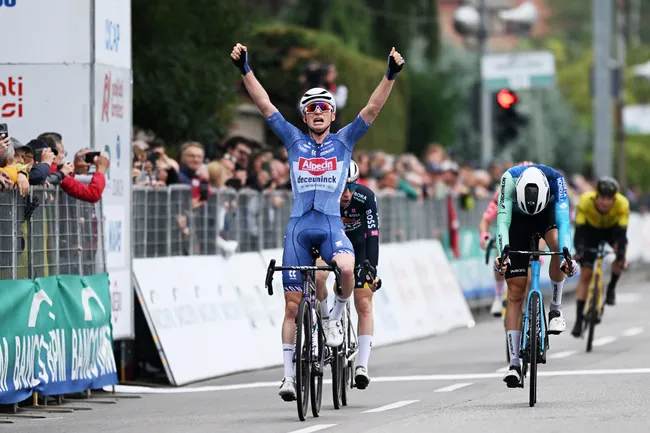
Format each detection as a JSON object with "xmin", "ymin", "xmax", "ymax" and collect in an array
[
  {"xmin": 310, "ymin": 311, "xmax": 324, "ymax": 417},
  {"xmin": 529, "ymin": 292, "xmax": 539, "ymax": 407},
  {"xmin": 586, "ymin": 274, "xmax": 599, "ymax": 353},
  {"xmin": 331, "ymin": 344, "xmax": 343, "ymax": 409},
  {"xmin": 342, "ymin": 305, "xmax": 352, "ymax": 406},
  {"xmin": 295, "ymin": 300, "xmax": 311, "ymax": 421}
]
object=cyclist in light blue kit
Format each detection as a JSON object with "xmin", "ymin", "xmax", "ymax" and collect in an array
[
  {"xmin": 230, "ymin": 42, "xmax": 405, "ymax": 401},
  {"xmin": 494, "ymin": 164, "xmax": 578, "ymax": 386}
]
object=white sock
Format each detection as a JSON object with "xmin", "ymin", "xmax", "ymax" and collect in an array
[
  {"xmin": 550, "ymin": 279, "xmax": 564, "ymax": 311},
  {"xmin": 357, "ymin": 335, "xmax": 373, "ymax": 368},
  {"xmin": 507, "ymin": 330, "xmax": 521, "ymax": 367},
  {"xmin": 320, "ymin": 299, "xmax": 329, "ymax": 319},
  {"xmin": 282, "ymin": 344, "xmax": 295, "ymax": 377},
  {"xmin": 329, "ymin": 295, "xmax": 349, "ymax": 321},
  {"xmin": 495, "ymin": 280, "xmax": 506, "ymax": 298}
]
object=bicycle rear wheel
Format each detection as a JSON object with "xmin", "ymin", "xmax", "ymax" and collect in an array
[
  {"xmin": 529, "ymin": 292, "xmax": 539, "ymax": 407},
  {"xmin": 310, "ymin": 311, "xmax": 324, "ymax": 417},
  {"xmin": 586, "ymin": 274, "xmax": 599, "ymax": 353},
  {"xmin": 295, "ymin": 300, "xmax": 311, "ymax": 421}
]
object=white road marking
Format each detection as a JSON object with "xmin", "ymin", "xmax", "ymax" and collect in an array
[
  {"xmin": 434, "ymin": 383, "xmax": 472, "ymax": 392},
  {"xmin": 592, "ymin": 336, "xmax": 617, "ymax": 346},
  {"xmin": 104, "ymin": 368, "xmax": 650, "ymax": 394},
  {"xmin": 617, "ymin": 293, "xmax": 642, "ymax": 304},
  {"xmin": 362, "ymin": 400, "xmax": 419, "ymax": 413},
  {"xmin": 622, "ymin": 327, "xmax": 644, "ymax": 337},
  {"xmin": 287, "ymin": 424, "xmax": 337, "ymax": 433},
  {"xmin": 547, "ymin": 350, "xmax": 577, "ymax": 359},
  {"xmin": 496, "ymin": 366, "xmax": 509, "ymax": 373}
]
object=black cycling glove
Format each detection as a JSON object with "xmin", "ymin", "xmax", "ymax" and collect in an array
[
  {"xmin": 385, "ymin": 54, "xmax": 404, "ymax": 80},
  {"xmin": 232, "ymin": 49, "xmax": 251, "ymax": 75}
]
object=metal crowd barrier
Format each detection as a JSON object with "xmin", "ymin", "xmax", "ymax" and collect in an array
[
  {"xmin": 0, "ymin": 184, "xmax": 491, "ymax": 278},
  {"xmin": 0, "ymin": 186, "xmax": 105, "ymax": 281},
  {"xmin": 132, "ymin": 185, "xmax": 490, "ymax": 258}
]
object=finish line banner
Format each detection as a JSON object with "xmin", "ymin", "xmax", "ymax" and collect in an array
[{"xmin": 0, "ymin": 273, "xmax": 118, "ymax": 405}]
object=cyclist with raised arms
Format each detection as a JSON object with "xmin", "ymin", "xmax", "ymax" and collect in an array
[
  {"xmin": 315, "ymin": 161, "xmax": 381, "ymax": 390},
  {"xmin": 571, "ymin": 177, "xmax": 629, "ymax": 337},
  {"xmin": 480, "ymin": 161, "xmax": 535, "ymax": 317},
  {"xmin": 494, "ymin": 164, "xmax": 578, "ymax": 387},
  {"xmin": 230, "ymin": 43, "xmax": 405, "ymax": 401}
]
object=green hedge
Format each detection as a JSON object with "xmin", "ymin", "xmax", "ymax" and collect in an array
[{"xmin": 247, "ymin": 25, "xmax": 409, "ymax": 154}]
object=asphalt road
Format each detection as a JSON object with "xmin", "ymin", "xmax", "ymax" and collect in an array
[{"xmin": 5, "ymin": 271, "xmax": 650, "ymax": 433}]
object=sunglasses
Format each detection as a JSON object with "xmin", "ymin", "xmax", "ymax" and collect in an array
[
  {"xmin": 345, "ymin": 182, "xmax": 357, "ymax": 192},
  {"xmin": 304, "ymin": 102, "xmax": 332, "ymax": 113}
]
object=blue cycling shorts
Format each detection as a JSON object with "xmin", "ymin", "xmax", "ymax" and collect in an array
[{"xmin": 282, "ymin": 209, "xmax": 354, "ymax": 292}]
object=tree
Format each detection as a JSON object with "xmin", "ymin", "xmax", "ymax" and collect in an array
[
  {"xmin": 132, "ymin": 0, "xmax": 251, "ymax": 147},
  {"xmin": 408, "ymin": 42, "xmax": 477, "ymax": 159}
]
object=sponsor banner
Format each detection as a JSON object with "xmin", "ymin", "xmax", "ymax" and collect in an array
[
  {"xmin": 94, "ymin": 64, "xmax": 133, "ymax": 340},
  {"xmin": 133, "ymin": 241, "xmax": 473, "ymax": 385},
  {"xmin": 0, "ymin": 65, "xmax": 91, "ymax": 158},
  {"xmin": 94, "ymin": 0, "xmax": 132, "ymax": 69},
  {"xmin": 0, "ymin": 273, "xmax": 118, "ymax": 404},
  {"xmin": 108, "ymin": 269, "xmax": 133, "ymax": 340},
  {"xmin": 0, "ymin": 0, "xmax": 91, "ymax": 64}
]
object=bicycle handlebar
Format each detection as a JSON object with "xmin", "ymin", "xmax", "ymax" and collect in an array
[
  {"xmin": 265, "ymin": 260, "xmax": 344, "ymax": 296},
  {"xmin": 498, "ymin": 245, "xmax": 574, "ymax": 275},
  {"xmin": 355, "ymin": 259, "xmax": 381, "ymax": 291}
]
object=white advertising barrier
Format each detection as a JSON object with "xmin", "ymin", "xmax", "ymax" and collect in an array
[
  {"xmin": 133, "ymin": 253, "xmax": 282, "ymax": 386},
  {"xmin": 626, "ymin": 213, "xmax": 643, "ymax": 263},
  {"xmin": 322, "ymin": 241, "xmax": 475, "ymax": 348},
  {"xmin": 0, "ymin": 0, "xmax": 92, "ymax": 64},
  {"xmin": 134, "ymin": 240, "xmax": 474, "ymax": 385},
  {"xmin": 640, "ymin": 214, "xmax": 650, "ymax": 263}
]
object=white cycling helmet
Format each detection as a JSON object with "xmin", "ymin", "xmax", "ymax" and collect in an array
[
  {"xmin": 299, "ymin": 87, "xmax": 336, "ymax": 114},
  {"xmin": 347, "ymin": 160, "xmax": 360, "ymax": 183},
  {"xmin": 515, "ymin": 166, "xmax": 550, "ymax": 215}
]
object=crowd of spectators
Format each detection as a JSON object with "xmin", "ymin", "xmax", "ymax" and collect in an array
[
  {"xmin": 0, "ymin": 131, "xmax": 109, "ymax": 204},
  {"xmin": 131, "ymin": 123, "xmax": 650, "ymax": 259}
]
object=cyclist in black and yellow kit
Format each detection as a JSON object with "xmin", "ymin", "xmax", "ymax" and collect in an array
[{"xmin": 571, "ymin": 177, "xmax": 629, "ymax": 338}]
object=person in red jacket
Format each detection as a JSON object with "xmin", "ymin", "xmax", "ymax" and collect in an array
[{"xmin": 60, "ymin": 148, "xmax": 109, "ymax": 203}]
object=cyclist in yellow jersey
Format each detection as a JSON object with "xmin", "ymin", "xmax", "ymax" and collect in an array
[{"xmin": 571, "ymin": 176, "xmax": 629, "ymax": 337}]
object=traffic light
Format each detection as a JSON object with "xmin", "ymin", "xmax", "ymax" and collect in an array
[{"xmin": 492, "ymin": 88, "xmax": 528, "ymax": 147}]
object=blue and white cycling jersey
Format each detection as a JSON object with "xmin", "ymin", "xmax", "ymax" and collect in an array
[
  {"xmin": 266, "ymin": 110, "xmax": 371, "ymax": 291},
  {"xmin": 267, "ymin": 111, "xmax": 370, "ymax": 218}
]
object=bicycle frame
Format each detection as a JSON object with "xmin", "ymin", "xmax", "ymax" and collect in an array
[
  {"xmin": 584, "ymin": 241, "xmax": 610, "ymax": 318},
  {"xmin": 521, "ymin": 248, "xmax": 547, "ymax": 355}
]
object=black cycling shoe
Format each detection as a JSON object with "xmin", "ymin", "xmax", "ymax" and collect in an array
[
  {"xmin": 571, "ymin": 320, "xmax": 582, "ymax": 338},
  {"xmin": 606, "ymin": 289, "xmax": 616, "ymax": 306},
  {"xmin": 503, "ymin": 365, "xmax": 521, "ymax": 388}
]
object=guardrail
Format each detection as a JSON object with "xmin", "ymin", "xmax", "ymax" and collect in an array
[
  {"xmin": 131, "ymin": 185, "xmax": 456, "ymax": 256},
  {"xmin": 0, "ymin": 186, "xmax": 106, "ymax": 281}
]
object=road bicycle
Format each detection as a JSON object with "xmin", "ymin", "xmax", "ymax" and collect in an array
[
  {"xmin": 331, "ymin": 259, "xmax": 378, "ymax": 410},
  {"xmin": 576, "ymin": 241, "xmax": 613, "ymax": 352},
  {"xmin": 265, "ymin": 251, "xmax": 343, "ymax": 422},
  {"xmin": 498, "ymin": 233, "xmax": 573, "ymax": 407}
]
